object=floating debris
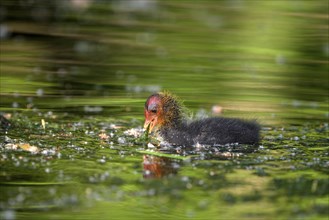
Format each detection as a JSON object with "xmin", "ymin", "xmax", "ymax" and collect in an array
[
  {"xmin": 99, "ymin": 132, "xmax": 110, "ymax": 140},
  {"xmin": 4, "ymin": 143, "xmax": 18, "ymax": 150},
  {"xmin": 41, "ymin": 119, "xmax": 46, "ymax": 130},
  {"xmin": 4, "ymin": 143, "xmax": 39, "ymax": 154},
  {"xmin": 123, "ymin": 128, "xmax": 144, "ymax": 138},
  {"xmin": 18, "ymin": 143, "xmax": 39, "ymax": 153},
  {"xmin": 147, "ymin": 142, "xmax": 155, "ymax": 149},
  {"xmin": 117, "ymin": 137, "xmax": 126, "ymax": 144}
]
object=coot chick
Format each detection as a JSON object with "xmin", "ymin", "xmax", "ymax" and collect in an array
[{"xmin": 144, "ymin": 92, "xmax": 260, "ymax": 146}]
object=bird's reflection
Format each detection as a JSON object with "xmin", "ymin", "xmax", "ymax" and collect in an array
[{"xmin": 142, "ymin": 155, "xmax": 180, "ymax": 179}]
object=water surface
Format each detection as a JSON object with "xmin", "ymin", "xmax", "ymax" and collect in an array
[{"xmin": 0, "ymin": 1, "xmax": 328, "ymax": 219}]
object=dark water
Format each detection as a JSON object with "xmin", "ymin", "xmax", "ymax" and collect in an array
[{"xmin": 0, "ymin": 1, "xmax": 328, "ymax": 219}]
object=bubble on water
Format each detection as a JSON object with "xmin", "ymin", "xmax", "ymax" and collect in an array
[
  {"xmin": 145, "ymin": 85, "xmax": 161, "ymax": 93},
  {"xmin": 74, "ymin": 41, "xmax": 90, "ymax": 54},
  {"xmin": 171, "ymin": 162, "xmax": 180, "ymax": 169},
  {"xmin": 129, "ymin": 85, "xmax": 142, "ymax": 93},
  {"xmin": 144, "ymin": 170, "xmax": 151, "ymax": 176},
  {"xmin": 100, "ymin": 171, "xmax": 109, "ymax": 181},
  {"xmin": 147, "ymin": 188, "xmax": 156, "ymax": 196},
  {"xmin": 275, "ymin": 54, "xmax": 286, "ymax": 65},
  {"xmin": 49, "ymin": 187, "xmax": 56, "ymax": 196},
  {"xmin": 84, "ymin": 106, "xmax": 103, "ymax": 113},
  {"xmin": 89, "ymin": 176, "xmax": 96, "ymax": 183},
  {"xmin": 0, "ymin": 210, "xmax": 15, "ymax": 220},
  {"xmin": 116, "ymin": 190, "xmax": 124, "ymax": 200},
  {"xmin": 292, "ymin": 100, "xmax": 301, "ymax": 107},
  {"xmin": 0, "ymin": 24, "xmax": 10, "ymax": 39},
  {"xmin": 198, "ymin": 199, "xmax": 209, "ymax": 209},
  {"xmin": 313, "ymin": 157, "xmax": 320, "ymax": 162},
  {"xmin": 41, "ymin": 149, "xmax": 56, "ymax": 156},
  {"xmin": 26, "ymin": 97, "xmax": 33, "ymax": 104},
  {"xmin": 45, "ymin": 111, "xmax": 53, "ymax": 117},
  {"xmin": 195, "ymin": 108, "xmax": 208, "ymax": 119},
  {"xmin": 198, "ymin": 179, "xmax": 204, "ymax": 185},
  {"xmin": 68, "ymin": 195, "xmax": 78, "ymax": 204},
  {"xmin": 125, "ymin": 84, "xmax": 161, "ymax": 93},
  {"xmin": 12, "ymin": 102, "xmax": 19, "ymax": 108},
  {"xmin": 16, "ymin": 194, "xmax": 25, "ymax": 203},
  {"xmin": 58, "ymin": 170, "xmax": 64, "ymax": 179},
  {"xmin": 98, "ymin": 158, "xmax": 106, "ymax": 164},
  {"xmin": 117, "ymin": 137, "xmax": 126, "ymax": 144},
  {"xmin": 36, "ymin": 88, "xmax": 44, "ymax": 97}
]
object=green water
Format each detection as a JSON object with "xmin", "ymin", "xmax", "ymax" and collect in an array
[{"xmin": 0, "ymin": 0, "xmax": 328, "ymax": 219}]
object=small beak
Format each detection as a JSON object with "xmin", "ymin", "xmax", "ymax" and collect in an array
[{"xmin": 144, "ymin": 119, "xmax": 155, "ymax": 133}]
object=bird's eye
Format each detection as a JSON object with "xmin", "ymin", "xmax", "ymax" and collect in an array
[{"xmin": 151, "ymin": 109, "xmax": 157, "ymax": 114}]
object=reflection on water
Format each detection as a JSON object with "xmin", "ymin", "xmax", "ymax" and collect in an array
[
  {"xmin": 143, "ymin": 155, "xmax": 179, "ymax": 178},
  {"xmin": 142, "ymin": 143, "xmax": 257, "ymax": 179}
]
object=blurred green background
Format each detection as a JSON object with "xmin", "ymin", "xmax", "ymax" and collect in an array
[{"xmin": 0, "ymin": 0, "xmax": 328, "ymax": 124}]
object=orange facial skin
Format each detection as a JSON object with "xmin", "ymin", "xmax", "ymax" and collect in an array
[{"xmin": 143, "ymin": 94, "xmax": 164, "ymax": 133}]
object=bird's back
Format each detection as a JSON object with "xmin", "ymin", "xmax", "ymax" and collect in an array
[{"xmin": 160, "ymin": 117, "xmax": 260, "ymax": 146}]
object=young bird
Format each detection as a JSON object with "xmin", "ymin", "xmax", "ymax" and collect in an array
[{"xmin": 144, "ymin": 92, "xmax": 260, "ymax": 147}]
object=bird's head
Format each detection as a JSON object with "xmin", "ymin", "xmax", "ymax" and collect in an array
[{"xmin": 144, "ymin": 92, "xmax": 183, "ymax": 133}]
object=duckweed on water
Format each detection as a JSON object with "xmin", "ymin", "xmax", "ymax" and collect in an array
[{"xmin": 0, "ymin": 111, "xmax": 328, "ymax": 219}]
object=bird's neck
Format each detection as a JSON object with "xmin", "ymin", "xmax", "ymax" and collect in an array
[
  {"xmin": 161, "ymin": 94, "xmax": 186, "ymax": 129},
  {"xmin": 161, "ymin": 115, "xmax": 187, "ymax": 131}
]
